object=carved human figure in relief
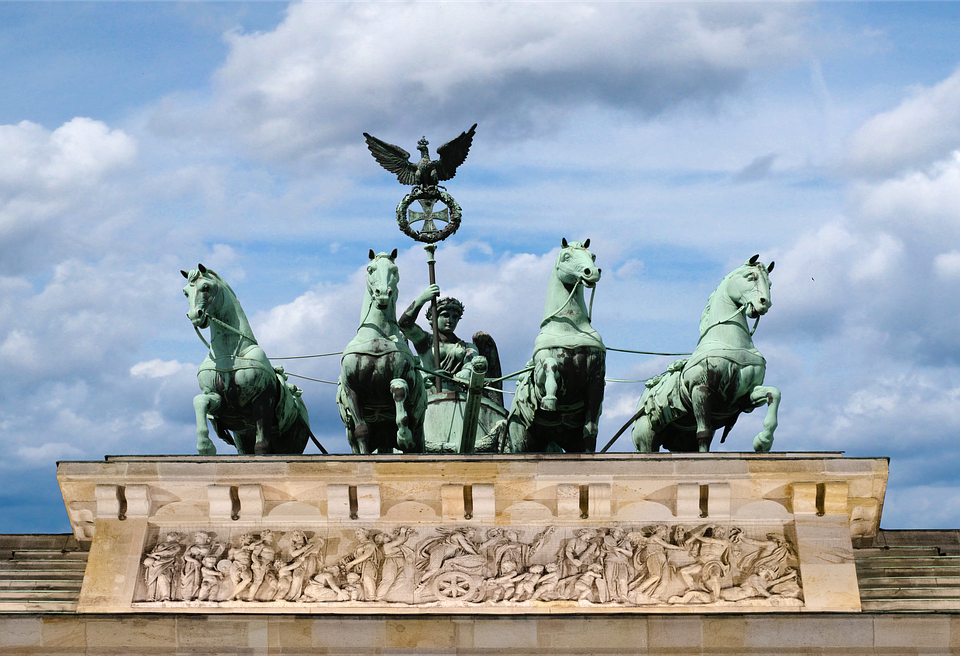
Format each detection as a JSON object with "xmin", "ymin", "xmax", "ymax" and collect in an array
[
  {"xmin": 735, "ymin": 532, "xmax": 794, "ymax": 577},
  {"xmin": 558, "ymin": 528, "xmax": 601, "ymax": 578},
  {"xmin": 478, "ymin": 528, "xmax": 509, "ymax": 577},
  {"xmin": 511, "ymin": 564, "xmax": 545, "ymax": 602},
  {"xmin": 575, "ymin": 563, "xmax": 605, "ymax": 602},
  {"xmin": 337, "ymin": 573, "xmax": 361, "ymax": 601},
  {"xmin": 417, "ymin": 527, "xmax": 480, "ymax": 585},
  {"xmin": 720, "ymin": 565, "xmax": 799, "ymax": 602},
  {"xmin": 530, "ymin": 562, "xmax": 561, "ymax": 601},
  {"xmin": 276, "ymin": 531, "xmax": 323, "ymax": 602},
  {"xmin": 484, "ymin": 560, "xmax": 524, "ymax": 602},
  {"xmin": 600, "ymin": 528, "xmax": 634, "ymax": 602},
  {"xmin": 629, "ymin": 524, "xmax": 684, "ymax": 600},
  {"xmin": 302, "ymin": 565, "xmax": 348, "ymax": 602},
  {"xmin": 375, "ymin": 527, "xmax": 416, "ymax": 601},
  {"xmin": 341, "ymin": 529, "xmax": 384, "ymax": 600},
  {"xmin": 226, "ymin": 533, "xmax": 260, "ymax": 600},
  {"xmin": 671, "ymin": 525, "xmax": 738, "ymax": 604},
  {"xmin": 179, "ymin": 532, "xmax": 220, "ymax": 601},
  {"xmin": 197, "ymin": 555, "xmax": 223, "ymax": 601},
  {"xmin": 493, "ymin": 528, "xmax": 553, "ymax": 578},
  {"xmin": 142, "ymin": 532, "xmax": 182, "ymax": 602},
  {"xmin": 247, "ymin": 530, "xmax": 279, "ymax": 601}
]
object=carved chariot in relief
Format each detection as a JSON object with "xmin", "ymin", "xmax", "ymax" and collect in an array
[{"xmin": 135, "ymin": 523, "xmax": 802, "ymax": 610}]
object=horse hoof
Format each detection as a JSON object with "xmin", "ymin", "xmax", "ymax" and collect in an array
[
  {"xmin": 753, "ymin": 433, "xmax": 773, "ymax": 452},
  {"xmin": 255, "ymin": 442, "xmax": 271, "ymax": 455},
  {"xmin": 197, "ymin": 441, "xmax": 217, "ymax": 456},
  {"xmin": 540, "ymin": 395, "xmax": 557, "ymax": 411},
  {"xmin": 397, "ymin": 427, "xmax": 415, "ymax": 451}
]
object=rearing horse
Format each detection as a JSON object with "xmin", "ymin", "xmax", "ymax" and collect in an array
[
  {"xmin": 632, "ymin": 255, "xmax": 780, "ymax": 453},
  {"xmin": 503, "ymin": 238, "xmax": 605, "ymax": 452},
  {"xmin": 182, "ymin": 264, "xmax": 313, "ymax": 455},
  {"xmin": 337, "ymin": 249, "xmax": 426, "ymax": 453}
]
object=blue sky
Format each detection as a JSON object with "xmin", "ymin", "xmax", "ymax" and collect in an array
[{"xmin": 3, "ymin": 2, "xmax": 960, "ymax": 534}]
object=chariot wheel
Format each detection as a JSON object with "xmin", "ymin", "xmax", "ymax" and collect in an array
[{"xmin": 432, "ymin": 571, "xmax": 481, "ymax": 603}]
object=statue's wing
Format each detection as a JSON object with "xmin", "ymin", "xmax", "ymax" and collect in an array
[
  {"xmin": 363, "ymin": 133, "xmax": 417, "ymax": 185},
  {"xmin": 472, "ymin": 330, "xmax": 503, "ymax": 407},
  {"xmin": 435, "ymin": 123, "xmax": 477, "ymax": 181}
]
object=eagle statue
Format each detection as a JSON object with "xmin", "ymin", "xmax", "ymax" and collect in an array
[{"xmin": 363, "ymin": 124, "xmax": 477, "ymax": 190}]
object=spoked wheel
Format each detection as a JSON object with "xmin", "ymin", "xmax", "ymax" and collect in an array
[{"xmin": 432, "ymin": 571, "xmax": 481, "ymax": 603}]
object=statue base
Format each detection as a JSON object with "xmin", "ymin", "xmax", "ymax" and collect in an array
[{"xmin": 55, "ymin": 452, "xmax": 886, "ymax": 614}]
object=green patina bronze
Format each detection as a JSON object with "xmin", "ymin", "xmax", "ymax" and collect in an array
[
  {"xmin": 181, "ymin": 265, "xmax": 314, "ymax": 455},
  {"xmin": 398, "ymin": 284, "xmax": 505, "ymax": 453},
  {"xmin": 336, "ymin": 250, "xmax": 427, "ymax": 454},
  {"xmin": 489, "ymin": 239, "xmax": 606, "ymax": 453},
  {"xmin": 631, "ymin": 255, "xmax": 780, "ymax": 453}
]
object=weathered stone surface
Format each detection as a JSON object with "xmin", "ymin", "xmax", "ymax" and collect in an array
[{"xmin": 55, "ymin": 453, "xmax": 887, "ymax": 615}]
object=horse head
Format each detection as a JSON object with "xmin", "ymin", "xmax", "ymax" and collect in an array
[
  {"xmin": 366, "ymin": 248, "xmax": 400, "ymax": 311},
  {"xmin": 181, "ymin": 263, "xmax": 224, "ymax": 329},
  {"xmin": 556, "ymin": 238, "xmax": 601, "ymax": 288},
  {"xmin": 729, "ymin": 254, "xmax": 775, "ymax": 319}
]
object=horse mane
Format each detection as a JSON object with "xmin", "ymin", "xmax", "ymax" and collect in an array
[{"xmin": 196, "ymin": 268, "xmax": 254, "ymax": 335}]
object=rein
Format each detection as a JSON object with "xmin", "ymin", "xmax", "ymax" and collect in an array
[
  {"xmin": 698, "ymin": 305, "xmax": 760, "ymax": 342},
  {"xmin": 189, "ymin": 312, "xmax": 258, "ymax": 356},
  {"xmin": 541, "ymin": 276, "xmax": 595, "ymax": 326}
]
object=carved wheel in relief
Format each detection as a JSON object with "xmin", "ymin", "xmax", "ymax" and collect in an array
[{"xmin": 432, "ymin": 571, "xmax": 482, "ymax": 603}]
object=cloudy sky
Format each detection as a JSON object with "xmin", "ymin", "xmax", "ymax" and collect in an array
[{"xmin": 2, "ymin": 2, "xmax": 960, "ymax": 533}]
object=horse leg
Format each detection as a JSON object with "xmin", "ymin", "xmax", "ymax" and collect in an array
[
  {"xmin": 691, "ymin": 385, "xmax": 716, "ymax": 452},
  {"xmin": 193, "ymin": 392, "xmax": 221, "ymax": 455},
  {"xmin": 749, "ymin": 385, "xmax": 781, "ymax": 452},
  {"xmin": 581, "ymin": 375, "xmax": 604, "ymax": 453},
  {"xmin": 539, "ymin": 356, "xmax": 559, "ymax": 411},
  {"xmin": 254, "ymin": 393, "xmax": 277, "ymax": 455},
  {"xmin": 390, "ymin": 378, "xmax": 415, "ymax": 452},
  {"xmin": 339, "ymin": 383, "xmax": 370, "ymax": 454},
  {"xmin": 631, "ymin": 412, "xmax": 658, "ymax": 453}
]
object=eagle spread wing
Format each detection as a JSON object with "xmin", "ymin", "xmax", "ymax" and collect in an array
[
  {"xmin": 363, "ymin": 133, "xmax": 417, "ymax": 185},
  {"xmin": 435, "ymin": 123, "xmax": 477, "ymax": 181}
]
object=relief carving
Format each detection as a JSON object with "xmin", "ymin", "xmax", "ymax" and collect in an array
[{"xmin": 135, "ymin": 523, "xmax": 803, "ymax": 608}]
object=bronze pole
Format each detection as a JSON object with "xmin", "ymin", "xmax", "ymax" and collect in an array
[{"xmin": 424, "ymin": 244, "xmax": 442, "ymax": 392}]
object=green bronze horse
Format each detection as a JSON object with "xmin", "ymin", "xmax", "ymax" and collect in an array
[
  {"xmin": 337, "ymin": 250, "xmax": 427, "ymax": 453},
  {"xmin": 632, "ymin": 255, "xmax": 780, "ymax": 453},
  {"xmin": 500, "ymin": 238, "xmax": 605, "ymax": 453},
  {"xmin": 182, "ymin": 264, "xmax": 313, "ymax": 455}
]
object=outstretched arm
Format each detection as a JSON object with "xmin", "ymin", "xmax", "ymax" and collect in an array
[{"xmin": 398, "ymin": 284, "xmax": 440, "ymax": 352}]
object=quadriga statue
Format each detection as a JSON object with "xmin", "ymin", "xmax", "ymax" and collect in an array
[
  {"xmin": 182, "ymin": 265, "xmax": 314, "ymax": 455},
  {"xmin": 494, "ymin": 238, "xmax": 605, "ymax": 453},
  {"xmin": 632, "ymin": 255, "xmax": 780, "ymax": 453},
  {"xmin": 337, "ymin": 249, "xmax": 427, "ymax": 453}
]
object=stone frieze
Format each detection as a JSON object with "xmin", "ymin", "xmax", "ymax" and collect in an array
[{"xmin": 135, "ymin": 524, "xmax": 803, "ymax": 609}]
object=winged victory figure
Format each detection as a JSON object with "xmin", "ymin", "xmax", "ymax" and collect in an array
[{"xmin": 363, "ymin": 124, "xmax": 477, "ymax": 191}]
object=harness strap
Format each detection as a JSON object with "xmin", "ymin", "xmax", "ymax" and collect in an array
[
  {"xmin": 540, "ymin": 278, "xmax": 582, "ymax": 326},
  {"xmin": 193, "ymin": 325, "xmax": 212, "ymax": 353},
  {"xmin": 206, "ymin": 313, "xmax": 258, "ymax": 345}
]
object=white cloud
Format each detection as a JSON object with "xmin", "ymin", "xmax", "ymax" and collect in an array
[
  {"xmin": 844, "ymin": 67, "xmax": 960, "ymax": 177},
  {"xmin": 152, "ymin": 3, "xmax": 807, "ymax": 163},
  {"xmin": 16, "ymin": 442, "xmax": 85, "ymax": 465},
  {"xmin": 0, "ymin": 118, "xmax": 136, "ymax": 192},
  {"xmin": 130, "ymin": 359, "xmax": 192, "ymax": 379},
  {"xmin": 0, "ymin": 118, "xmax": 139, "ymax": 274},
  {"xmin": 934, "ymin": 250, "xmax": 960, "ymax": 280},
  {"xmin": 850, "ymin": 151, "xmax": 960, "ymax": 239}
]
